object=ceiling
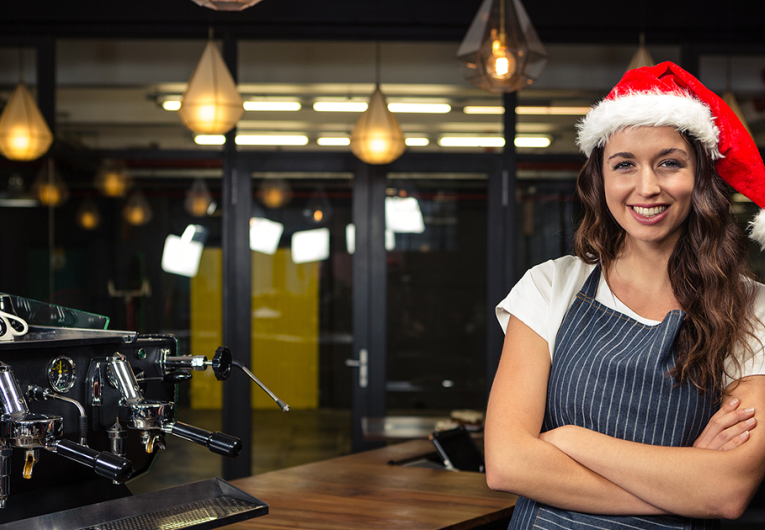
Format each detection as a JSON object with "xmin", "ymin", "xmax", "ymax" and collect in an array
[{"xmin": 0, "ymin": 0, "xmax": 763, "ymax": 161}]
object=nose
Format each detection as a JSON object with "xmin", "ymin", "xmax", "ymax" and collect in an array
[{"xmin": 636, "ymin": 166, "xmax": 661, "ymax": 197}]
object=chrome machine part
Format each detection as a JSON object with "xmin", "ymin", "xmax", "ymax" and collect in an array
[
  {"xmin": 26, "ymin": 386, "xmax": 89, "ymax": 445},
  {"xmin": 0, "ymin": 364, "xmax": 29, "ymax": 418},
  {"xmin": 108, "ymin": 354, "xmax": 143, "ymax": 405}
]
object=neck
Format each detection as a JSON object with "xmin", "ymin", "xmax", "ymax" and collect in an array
[{"xmin": 610, "ymin": 237, "xmax": 676, "ymax": 290}]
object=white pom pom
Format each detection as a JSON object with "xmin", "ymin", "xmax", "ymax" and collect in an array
[{"xmin": 748, "ymin": 209, "xmax": 765, "ymax": 251}]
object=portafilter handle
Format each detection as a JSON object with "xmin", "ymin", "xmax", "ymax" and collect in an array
[
  {"xmin": 50, "ymin": 439, "xmax": 133, "ymax": 483},
  {"xmin": 162, "ymin": 421, "xmax": 242, "ymax": 458}
]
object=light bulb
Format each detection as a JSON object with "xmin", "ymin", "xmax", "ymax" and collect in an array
[
  {"xmin": 77, "ymin": 201, "xmax": 101, "ymax": 230},
  {"xmin": 487, "ymin": 30, "xmax": 515, "ymax": 80}
]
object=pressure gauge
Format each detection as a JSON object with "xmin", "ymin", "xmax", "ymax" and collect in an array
[{"xmin": 47, "ymin": 356, "xmax": 76, "ymax": 393}]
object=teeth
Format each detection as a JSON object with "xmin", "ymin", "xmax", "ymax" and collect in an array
[{"xmin": 632, "ymin": 206, "xmax": 667, "ymax": 217}]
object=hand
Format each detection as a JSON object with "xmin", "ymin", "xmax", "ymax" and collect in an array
[{"xmin": 693, "ymin": 397, "xmax": 756, "ymax": 451}]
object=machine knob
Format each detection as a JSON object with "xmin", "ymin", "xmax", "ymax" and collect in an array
[
  {"xmin": 168, "ymin": 421, "xmax": 241, "ymax": 458},
  {"xmin": 212, "ymin": 347, "xmax": 232, "ymax": 381},
  {"xmin": 55, "ymin": 439, "xmax": 133, "ymax": 482}
]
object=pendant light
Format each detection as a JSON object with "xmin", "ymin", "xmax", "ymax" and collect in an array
[
  {"xmin": 178, "ymin": 33, "xmax": 243, "ymax": 135},
  {"xmin": 185, "ymin": 178, "xmax": 214, "ymax": 217},
  {"xmin": 457, "ymin": 0, "xmax": 547, "ymax": 93},
  {"xmin": 627, "ymin": 33, "xmax": 654, "ymax": 71},
  {"xmin": 0, "ymin": 50, "xmax": 53, "ymax": 161},
  {"xmin": 31, "ymin": 160, "xmax": 68, "ymax": 207},
  {"xmin": 259, "ymin": 178, "xmax": 292, "ymax": 209},
  {"xmin": 76, "ymin": 200, "xmax": 101, "ymax": 230},
  {"xmin": 350, "ymin": 44, "xmax": 406, "ymax": 165},
  {"xmin": 123, "ymin": 190, "xmax": 153, "ymax": 226},
  {"xmin": 191, "ymin": 0, "xmax": 265, "ymax": 10},
  {"xmin": 94, "ymin": 159, "xmax": 132, "ymax": 197}
]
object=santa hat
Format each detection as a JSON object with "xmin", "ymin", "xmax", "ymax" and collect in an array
[{"xmin": 576, "ymin": 61, "xmax": 765, "ymax": 248}]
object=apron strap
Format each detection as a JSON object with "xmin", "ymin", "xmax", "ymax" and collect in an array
[{"xmin": 581, "ymin": 263, "xmax": 602, "ymax": 299}]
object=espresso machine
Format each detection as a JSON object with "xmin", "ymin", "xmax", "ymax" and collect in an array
[{"xmin": 0, "ymin": 293, "xmax": 283, "ymax": 529}]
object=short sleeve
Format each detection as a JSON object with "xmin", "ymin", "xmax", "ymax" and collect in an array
[
  {"xmin": 496, "ymin": 263, "xmax": 555, "ymax": 342},
  {"xmin": 725, "ymin": 280, "xmax": 765, "ymax": 387}
]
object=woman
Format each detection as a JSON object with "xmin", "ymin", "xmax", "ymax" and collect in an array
[{"xmin": 484, "ymin": 62, "xmax": 765, "ymax": 529}]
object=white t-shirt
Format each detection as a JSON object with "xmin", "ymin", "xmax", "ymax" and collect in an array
[{"xmin": 496, "ymin": 255, "xmax": 765, "ymax": 388}]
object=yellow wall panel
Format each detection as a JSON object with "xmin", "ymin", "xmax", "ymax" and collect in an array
[
  {"xmin": 251, "ymin": 250, "xmax": 319, "ymax": 409},
  {"xmin": 190, "ymin": 247, "xmax": 319, "ymax": 410}
]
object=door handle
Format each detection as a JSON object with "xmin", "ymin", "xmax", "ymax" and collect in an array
[{"xmin": 344, "ymin": 349, "xmax": 368, "ymax": 388}]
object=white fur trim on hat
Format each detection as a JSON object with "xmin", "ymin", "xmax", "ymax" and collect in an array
[
  {"xmin": 748, "ymin": 209, "xmax": 765, "ymax": 251},
  {"xmin": 577, "ymin": 90, "xmax": 721, "ymax": 159}
]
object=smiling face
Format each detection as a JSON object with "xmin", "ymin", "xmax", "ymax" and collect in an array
[{"xmin": 602, "ymin": 126, "xmax": 696, "ymax": 253}]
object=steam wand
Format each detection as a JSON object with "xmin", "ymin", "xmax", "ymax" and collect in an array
[
  {"xmin": 162, "ymin": 347, "xmax": 290, "ymax": 412},
  {"xmin": 231, "ymin": 360, "xmax": 290, "ymax": 412}
]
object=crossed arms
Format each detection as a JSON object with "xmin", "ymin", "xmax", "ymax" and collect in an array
[{"xmin": 484, "ymin": 315, "xmax": 765, "ymax": 519}]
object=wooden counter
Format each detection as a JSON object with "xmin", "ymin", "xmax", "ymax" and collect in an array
[{"xmin": 228, "ymin": 440, "xmax": 517, "ymax": 530}]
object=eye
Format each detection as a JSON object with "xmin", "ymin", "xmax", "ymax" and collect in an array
[
  {"xmin": 659, "ymin": 159, "xmax": 685, "ymax": 169},
  {"xmin": 611, "ymin": 161, "xmax": 633, "ymax": 171}
]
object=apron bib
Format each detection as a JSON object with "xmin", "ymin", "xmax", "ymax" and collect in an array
[{"xmin": 509, "ymin": 265, "xmax": 719, "ymax": 530}]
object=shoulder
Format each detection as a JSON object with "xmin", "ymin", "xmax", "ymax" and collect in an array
[{"xmin": 496, "ymin": 256, "xmax": 594, "ymax": 334}]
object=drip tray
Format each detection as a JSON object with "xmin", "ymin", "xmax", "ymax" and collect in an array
[{"xmin": 4, "ymin": 478, "xmax": 268, "ymax": 530}]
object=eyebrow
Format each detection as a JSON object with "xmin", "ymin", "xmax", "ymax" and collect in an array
[{"xmin": 607, "ymin": 147, "xmax": 689, "ymax": 161}]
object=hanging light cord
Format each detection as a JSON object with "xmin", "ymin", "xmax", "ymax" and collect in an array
[{"xmin": 375, "ymin": 41, "xmax": 381, "ymax": 89}]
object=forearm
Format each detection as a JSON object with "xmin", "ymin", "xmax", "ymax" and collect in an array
[
  {"xmin": 486, "ymin": 434, "xmax": 666, "ymax": 515},
  {"xmin": 546, "ymin": 426, "xmax": 763, "ymax": 519}
]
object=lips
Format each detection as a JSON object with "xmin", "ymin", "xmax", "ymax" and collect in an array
[
  {"xmin": 629, "ymin": 204, "xmax": 670, "ymax": 225},
  {"xmin": 631, "ymin": 205, "xmax": 668, "ymax": 217}
]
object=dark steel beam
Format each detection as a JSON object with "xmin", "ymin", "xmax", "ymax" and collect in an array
[
  {"xmin": 485, "ymin": 91, "xmax": 518, "ymax": 399},
  {"xmin": 220, "ymin": 31, "xmax": 252, "ymax": 481}
]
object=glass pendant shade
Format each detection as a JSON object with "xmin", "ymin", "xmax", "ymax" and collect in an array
[
  {"xmin": 191, "ymin": 0, "xmax": 265, "ymax": 10},
  {"xmin": 77, "ymin": 200, "xmax": 101, "ymax": 230},
  {"xmin": 178, "ymin": 41, "xmax": 243, "ymax": 135},
  {"xmin": 95, "ymin": 160, "xmax": 132, "ymax": 197},
  {"xmin": 259, "ymin": 178, "xmax": 292, "ymax": 209},
  {"xmin": 0, "ymin": 82, "xmax": 53, "ymax": 161},
  {"xmin": 627, "ymin": 33, "xmax": 654, "ymax": 71},
  {"xmin": 350, "ymin": 87, "xmax": 406, "ymax": 165},
  {"xmin": 457, "ymin": 0, "xmax": 547, "ymax": 93},
  {"xmin": 185, "ymin": 178, "xmax": 214, "ymax": 217},
  {"xmin": 32, "ymin": 161, "xmax": 68, "ymax": 207},
  {"xmin": 123, "ymin": 191, "xmax": 153, "ymax": 226}
]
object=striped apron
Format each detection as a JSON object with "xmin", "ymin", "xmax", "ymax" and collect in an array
[{"xmin": 509, "ymin": 265, "xmax": 719, "ymax": 530}]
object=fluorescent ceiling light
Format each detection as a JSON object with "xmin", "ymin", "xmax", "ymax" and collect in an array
[
  {"xmin": 514, "ymin": 135, "xmax": 551, "ymax": 148},
  {"xmin": 463, "ymin": 106, "xmax": 504, "ymax": 114},
  {"xmin": 317, "ymin": 137, "xmax": 351, "ymax": 146},
  {"xmin": 235, "ymin": 135, "xmax": 309, "ymax": 146},
  {"xmin": 438, "ymin": 137, "xmax": 505, "ymax": 148},
  {"xmin": 387, "ymin": 103, "xmax": 451, "ymax": 114},
  {"xmin": 292, "ymin": 228, "xmax": 330, "ymax": 264},
  {"xmin": 162, "ymin": 100, "xmax": 182, "ymax": 111},
  {"xmin": 386, "ymin": 196, "xmax": 425, "ymax": 234},
  {"xmin": 243, "ymin": 101, "xmax": 302, "ymax": 111},
  {"xmin": 161, "ymin": 235, "xmax": 204, "ymax": 277},
  {"xmin": 462, "ymin": 106, "xmax": 591, "ymax": 115},
  {"xmin": 249, "ymin": 217, "xmax": 284, "ymax": 255},
  {"xmin": 516, "ymin": 106, "xmax": 591, "ymax": 115},
  {"xmin": 405, "ymin": 138, "xmax": 430, "ymax": 147},
  {"xmin": 194, "ymin": 134, "xmax": 226, "ymax": 145},
  {"xmin": 313, "ymin": 101, "xmax": 368, "ymax": 112}
]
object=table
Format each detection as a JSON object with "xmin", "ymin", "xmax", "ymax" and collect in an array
[{"xmin": 228, "ymin": 439, "xmax": 517, "ymax": 529}]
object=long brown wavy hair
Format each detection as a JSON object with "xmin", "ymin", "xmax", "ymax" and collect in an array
[{"xmin": 574, "ymin": 131, "xmax": 760, "ymax": 396}]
